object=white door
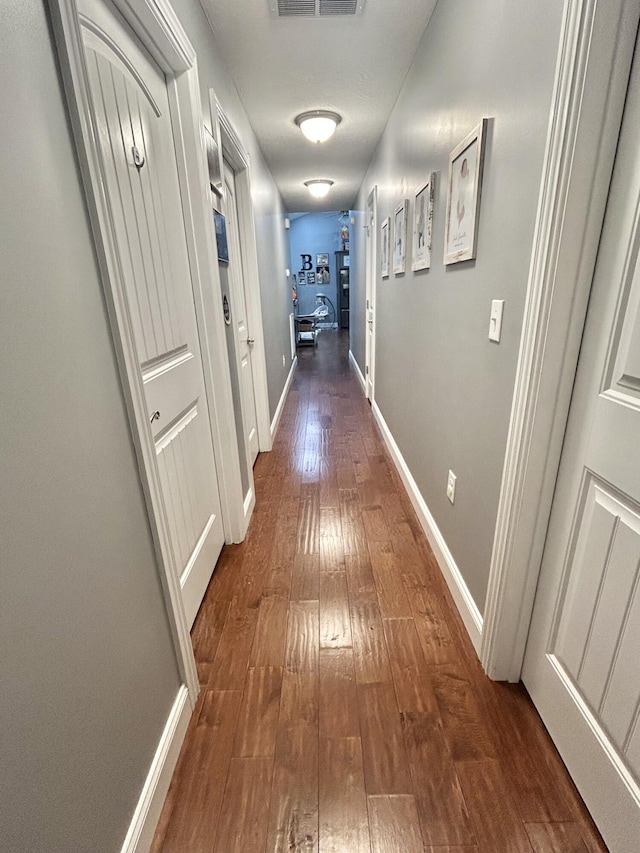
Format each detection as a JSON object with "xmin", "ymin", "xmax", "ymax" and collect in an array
[
  {"xmin": 80, "ymin": 0, "xmax": 225, "ymax": 627},
  {"xmin": 224, "ymin": 163, "xmax": 259, "ymax": 465},
  {"xmin": 365, "ymin": 188, "xmax": 377, "ymax": 400},
  {"xmin": 523, "ymin": 36, "xmax": 640, "ymax": 852}
]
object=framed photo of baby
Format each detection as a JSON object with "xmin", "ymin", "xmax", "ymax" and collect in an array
[
  {"xmin": 444, "ymin": 119, "xmax": 488, "ymax": 265},
  {"xmin": 412, "ymin": 174, "xmax": 435, "ymax": 271}
]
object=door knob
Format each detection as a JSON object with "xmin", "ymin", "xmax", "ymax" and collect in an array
[{"xmin": 247, "ymin": 338, "xmax": 255, "ymax": 345}]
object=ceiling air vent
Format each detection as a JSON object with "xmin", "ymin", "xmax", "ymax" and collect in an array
[
  {"xmin": 271, "ymin": 0, "xmax": 364, "ymax": 16},
  {"xmin": 319, "ymin": 0, "xmax": 360, "ymax": 14}
]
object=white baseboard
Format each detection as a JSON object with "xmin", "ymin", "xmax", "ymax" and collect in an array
[
  {"xmin": 371, "ymin": 400, "xmax": 483, "ymax": 654},
  {"xmin": 270, "ymin": 356, "xmax": 297, "ymax": 440},
  {"xmin": 349, "ymin": 350, "xmax": 367, "ymax": 395},
  {"xmin": 121, "ymin": 685, "xmax": 191, "ymax": 853}
]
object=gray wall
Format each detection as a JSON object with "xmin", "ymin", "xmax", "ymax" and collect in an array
[
  {"xmin": 171, "ymin": 0, "xmax": 294, "ymax": 420},
  {"xmin": 351, "ymin": 0, "xmax": 563, "ymax": 613},
  {"xmin": 0, "ymin": 2, "xmax": 181, "ymax": 850}
]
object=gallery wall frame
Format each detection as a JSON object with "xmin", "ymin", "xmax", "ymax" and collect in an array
[
  {"xmin": 444, "ymin": 119, "xmax": 488, "ymax": 265},
  {"xmin": 214, "ymin": 210, "xmax": 229, "ymax": 262},
  {"xmin": 381, "ymin": 216, "xmax": 390, "ymax": 278},
  {"xmin": 412, "ymin": 174, "xmax": 435, "ymax": 271},
  {"xmin": 203, "ymin": 123, "xmax": 223, "ymax": 201},
  {"xmin": 393, "ymin": 199, "xmax": 409, "ymax": 274}
]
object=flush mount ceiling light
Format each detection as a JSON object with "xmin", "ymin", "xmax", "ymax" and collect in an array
[
  {"xmin": 304, "ymin": 179, "xmax": 334, "ymax": 198},
  {"xmin": 295, "ymin": 110, "xmax": 342, "ymax": 143}
]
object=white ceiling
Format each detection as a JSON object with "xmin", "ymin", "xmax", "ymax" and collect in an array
[{"xmin": 200, "ymin": 0, "xmax": 437, "ymax": 212}]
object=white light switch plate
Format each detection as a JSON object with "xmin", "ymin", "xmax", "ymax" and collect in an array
[{"xmin": 489, "ymin": 299, "xmax": 505, "ymax": 343}]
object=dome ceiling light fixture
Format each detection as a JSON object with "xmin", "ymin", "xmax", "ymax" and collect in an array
[
  {"xmin": 304, "ymin": 179, "xmax": 334, "ymax": 199},
  {"xmin": 295, "ymin": 110, "xmax": 342, "ymax": 144}
]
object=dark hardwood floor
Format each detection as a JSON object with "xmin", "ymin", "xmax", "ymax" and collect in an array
[{"xmin": 152, "ymin": 329, "xmax": 606, "ymax": 852}]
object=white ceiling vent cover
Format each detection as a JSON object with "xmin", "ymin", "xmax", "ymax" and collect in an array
[{"xmin": 271, "ymin": 0, "xmax": 364, "ymax": 16}]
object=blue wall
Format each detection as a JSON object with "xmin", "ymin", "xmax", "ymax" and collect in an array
[{"xmin": 289, "ymin": 211, "xmax": 347, "ymax": 319}]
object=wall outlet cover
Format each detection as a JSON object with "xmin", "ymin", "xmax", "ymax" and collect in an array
[{"xmin": 447, "ymin": 470, "xmax": 457, "ymax": 504}]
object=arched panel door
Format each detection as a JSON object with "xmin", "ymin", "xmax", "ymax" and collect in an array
[{"xmin": 79, "ymin": 0, "xmax": 225, "ymax": 626}]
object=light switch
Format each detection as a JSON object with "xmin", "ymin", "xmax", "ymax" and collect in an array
[{"xmin": 489, "ymin": 299, "xmax": 505, "ymax": 343}]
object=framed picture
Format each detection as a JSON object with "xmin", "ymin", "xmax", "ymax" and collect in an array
[
  {"xmin": 214, "ymin": 210, "xmax": 229, "ymax": 263},
  {"xmin": 412, "ymin": 174, "xmax": 435, "ymax": 271},
  {"xmin": 298, "ymin": 271, "xmax": 306, "ymax": 285},
  {"xmin": 381, "ymin": 217, "xmax": 390, "ymax": 278},
  {"xmin": 444, "ymin": 119, "xmax": 488, "ymax": 265},
  {"xmin": 307, "ymin": 271, "xmax": 316, "ymax": 286},
  {"xmin": 204, "ymin": 123, "xmax": 223, "ymax": 200},
  {"xmin": 316, "ymin": 252, "xmax": 329, "ymax": 266},
  {"xmin": 316, "ymin": 265, "xmax": 330, "ymax": 284},
  {"xmin": 393, "ymin": 200, "xmax": 408, "ymax": 275}
]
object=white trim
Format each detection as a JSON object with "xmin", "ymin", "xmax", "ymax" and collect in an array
[
  {"xmin": 166, "ymin": 69, "xmax": 245, "ymax": 545},
  {"xmin": 243, "ymin": 487, "xmax": 255, "ymax": 519},
  {"xmin": 120, "ymin": 685, "xmax": 191, "ymax": 853},
  {"xmin": 112, "ymin": 0, "xmax": 194, "ymax": 71},
  {"xmin": 271, "ymin": 356, "xmax": 298, "ymax": 440},
  {"xmin": 349, "ymin": 349, "xmax": 367, "ymax": 395},
  {"xmin": 481, "ymin": 0, "xmax": 639, "ymax": 681},
  {"xmin": 372, "ymin": 400, "xmax": 483, "ymax": 653},
  {"xmin": 216, "ymin": 98, "xmax": 273, "ymax": 453},
  {"xmin": 365, "ymin": 186, "xmax": 378, "ymax": 401}
]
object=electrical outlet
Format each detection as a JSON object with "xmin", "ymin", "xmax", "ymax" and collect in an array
[
  {"xmin": 282, "ymin": 354, "xmax": 286, "ymax": 367},
  {"xmin": 447, "ymin": 470, "xmax": 457, "ymax": 504}
]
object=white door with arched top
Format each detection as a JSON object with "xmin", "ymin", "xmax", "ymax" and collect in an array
[{"xmin": 79, "ymin": 0, "xmax": 225, "ymax": 627}]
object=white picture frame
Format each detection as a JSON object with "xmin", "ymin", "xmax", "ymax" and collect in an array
[
  {"xmin": 381, "ymin": 217, "xmax": 390, "ymax": 278},
  {"xmin": 412, "ymin": 174, "xmax": 435, "ymax": 271},
  {"xmin": 444, "ymin": 119, "xmax": 488, "ymax": 265},
  {"xmin": 393, "ymin": 200, "xmax": 408, "ymax": 275}
]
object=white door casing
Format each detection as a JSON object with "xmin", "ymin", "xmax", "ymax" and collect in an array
[
  {"xmin": 224, "ymin": 164, "xmax": 260, "ymax": 465},
  {"xmin": 215, "ymin": 96, "xmax": 273, "ymax": 454},
  {"xmin": 50, "ymin": 0, "xmax": 249, "ymax": 703},
  {"xmin": 481, "ymin": 0, "xmax": 639, "ymax": 681},
  {"xmin": 365, "ymin": 186, "xmax": 377, "ymax": 401},
  {"xmin": 522, "ymin": 33, "xmax": 640, "ymax": 852},
  {"xmin": 79, "ymin": 0, "xmax": 224, "ymax": 629}
]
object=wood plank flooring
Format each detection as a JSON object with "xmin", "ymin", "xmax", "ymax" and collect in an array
[{"xmin": 152, "ymin": 330, "xmax": 606, "ymax": 853}]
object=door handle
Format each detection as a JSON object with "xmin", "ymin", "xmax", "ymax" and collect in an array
[
  {"xmin": 247, "ymin": 338, "xmax": 255, "ymax": 345},
  {"xmin": 149, "ymin": 411, "xmax": 161, "ymax": 424}
]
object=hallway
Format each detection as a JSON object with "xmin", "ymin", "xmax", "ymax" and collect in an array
[{"xmin": 151, "ymin": 331, "xmax": 604, "ymax": 853}]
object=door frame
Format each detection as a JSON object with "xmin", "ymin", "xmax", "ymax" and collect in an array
[
  {"xmin": 364, "ymin": 185, "xmax": 378, "ymax": 401},
  {"xmin": 215, "ymin": 97, "xmax": 273, "ymax": 455},
  {"xmin": 220, "ymin": 156, "xmax": 257, "ymax": 526},
  {"xmin": 481, "ymin": 0, "xmax": 639, "ymax": 680},
  {"xmin": 48, "ymin": 0, "xmax": 246, "ymax": 702}
]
